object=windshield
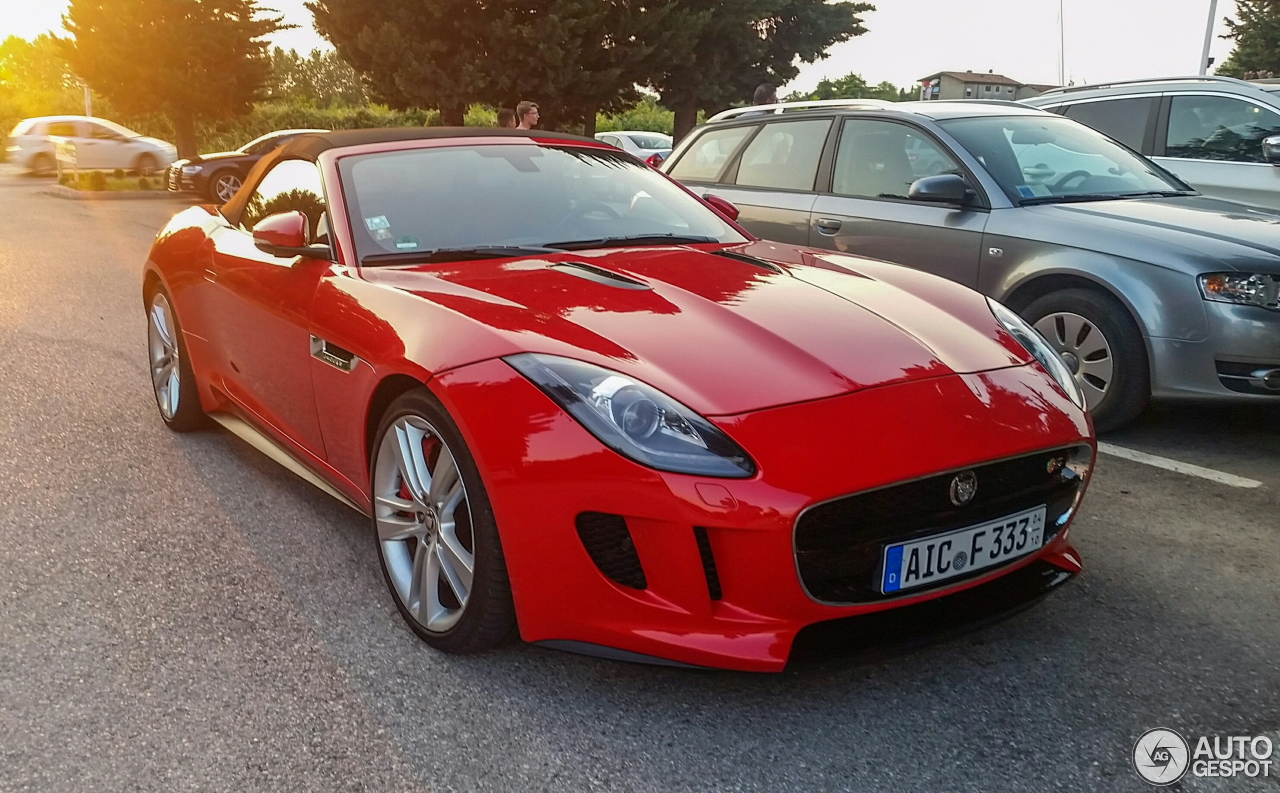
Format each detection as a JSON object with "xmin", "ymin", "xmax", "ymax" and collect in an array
[
  {"xmin": 627, "ymin": 134, "xmax": 672, "ymax": 150},
  {"xmin": 240, "ymin": 132, "xmax": 288, "ymax": 154},
  {"xmin": 339, "ymin": 144, "xmax": 746, "ymax": 263},
  {"xmin": 938, "ymin": 115, "xmax": 1186, "ymax": 203}
]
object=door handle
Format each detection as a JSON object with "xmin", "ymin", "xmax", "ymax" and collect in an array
[{"xmin": 814, "ymin": 218, "xmax": 843, "ymax": 234}]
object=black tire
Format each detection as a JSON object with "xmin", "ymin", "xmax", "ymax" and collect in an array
[
  {"xmin": 31, "ymin": 153, "xmax": 55, "ymax": 177},
  {"xmin": 1023, "ymin": 288, "xmax": 1149, "ymax": 432},
  {"xmin": 371, "ymin": 388, "xmax": 516, "ymax": 654},
  {"xmin": 134, "ymin": 153, "xmax": 159, "ymax": 176},
  {"xmin": 144, "ymin": 284, "xmax": 209, "ymax": 432},
  {"xmin": 205, "ymin": 170, "xmax": 243, "ymax": 203}
]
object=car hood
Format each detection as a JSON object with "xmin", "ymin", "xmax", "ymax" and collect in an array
[
  {"xmin": 363, "ymin": 243, "xmax": 1029, "ymax": 415},
  {"xmin": 1024, "ymin": 195, "xmax": 1280, "ymax": 274},
  {"xmin": 180, "ymin": 150, "xmax": 241, "ymax": 165}
]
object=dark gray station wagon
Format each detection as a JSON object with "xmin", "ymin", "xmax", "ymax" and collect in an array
[{"xmin": 663, "ymin": 99, "xmax": 1280, "ymax": 430}]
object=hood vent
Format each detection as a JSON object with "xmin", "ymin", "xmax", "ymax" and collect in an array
[
  {"xmin": 549, "ymin": 262, "xmax": 651, "ymax": 290},
  {"xmin": 711, "ymin": 249, "xmax": 786, "ymax": 273}
]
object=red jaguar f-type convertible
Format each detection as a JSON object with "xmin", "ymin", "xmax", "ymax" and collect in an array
[{"xmin": 143, "ymin": 128, "xmax": 1094, "ymax": 671}]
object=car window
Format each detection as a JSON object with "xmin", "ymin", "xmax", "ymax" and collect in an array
[
  {"xmin": 668, "ymin": 126, "xmax": 755, "ymax": 182},
  {"xmin": 339, "ymin": 144, "xmax": 746, "ymax": 261},
  {"xmin": 940, "ymin": 115, "xmax": 1182, "ymax": 203},
  {"xmin": 599, "ymin": 135, "xmax": 622, "ymax": 148},
  {"xmin": 87, "ymin": 124, "xmax": 121, "ymax": 140},
  {"xmin": 241, "ymin": 159, "xmax": 327, "ymax": 238},
  {"xmin": 46, "ymin": 122, "xmax": 78, "ymax": 138},
  {"xmin": 1062, "ymin": 97, "xmax": 1156, "ymax": 150},
  {"xmin": 626, "ymin": 133, "xmax": 672, "ymax": 150},
  {"xmin": 832, "ymin": 119, "xmax": 961, "ymax": 199},
  {"xmin": 242, "ymin": 134, "xmax": 287, "ymax": 155},
  {"xmin": 734, "ymin": 119, "xmax": 831, "ymax": 191},
  {"xmin": 1166, "ymin": 95, "xmax": 1280, "ymax": 162}
]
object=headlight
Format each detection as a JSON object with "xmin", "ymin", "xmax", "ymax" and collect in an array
[
  {"xmin": 505, "ymin": 353, "xmax": 756, "ymax": 477},
  {"xmin": 181, "ymin": 165, "xmax": 202, "ymax": 174},
  {"xmin": 1198, "ymin": 273, "xmax": 1279, "ymax": 310},
  {"xmin": 986, "ymin": 297, "xmax": 1087, "ymax": 410}
]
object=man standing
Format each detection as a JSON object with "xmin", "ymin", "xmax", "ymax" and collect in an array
[
  {"xmin": 497, "ymin": 108, "xmax": 517, "ymax": 128},
  {"xmin": 516, "ymin": 101, "xmax": 540, "ymax": 130},
  {"xmin": 737, "ymin": 84, "xmax": 779, "ymax": 118}
]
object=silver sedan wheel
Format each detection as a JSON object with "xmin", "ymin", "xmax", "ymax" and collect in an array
[
  {"xmin": 147, "ymin": 292, "xmax": 181, "ymax": 419},
  {"xmin": 1033, "ymin": 311, "xmax": 1114, "ymax": 410},
  {"xmin": 213, "ymin": 174, "xmax": 242, "ymax": 203},
  {"xmin": 374, "ymin": 416, "xmax": 475, "ymax": 634}
]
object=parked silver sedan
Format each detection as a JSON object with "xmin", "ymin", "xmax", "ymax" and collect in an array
[{"xmin": 664, "ymin": 100, "xmax": 1280, "ymax": 430}]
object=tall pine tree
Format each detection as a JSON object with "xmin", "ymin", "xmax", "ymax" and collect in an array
[
  {"xmin": 61, "ymin": 0, "xmax": 284, "ymax": 156},
  {"xmin": 1218, "ymin": 0, "xmax": 1280, "ymax": 78}
]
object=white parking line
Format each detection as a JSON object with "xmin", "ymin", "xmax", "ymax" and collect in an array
[{"xmin": 1097, "ymin": 442, "xmax": 1264, "ymax": 489}]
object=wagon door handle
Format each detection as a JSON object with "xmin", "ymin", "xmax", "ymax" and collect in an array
[{"xmin": 814, "ymin": 218, "xmax": 842, "ymax": 234}]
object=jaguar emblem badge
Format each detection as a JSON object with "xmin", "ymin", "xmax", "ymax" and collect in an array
[{"xmin": 949, "ymin": 471, "xmax": 978, "ymax": 506}]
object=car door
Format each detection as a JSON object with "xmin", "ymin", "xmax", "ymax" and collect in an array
[
  {"xmin": 1153, "ymin": 93, "xmax": 1280, "ymax": 208},
  {"xmin": 807, "ymin": 117, "xmax": 988, "ymax": 288},
  {"xmin": 206, "ymin": 158, "xmax": 331, "ymax": 456},
  {"xmin": 44, "ymin": 121, "xmax": 90, "ymax": 168},
  {"xmin": 82, "ymin": 121, "xmax": 138, "ymax": 170},
  {"xmin": 704, "ymin": 118, "xmax": 832, "ymax": 246}
]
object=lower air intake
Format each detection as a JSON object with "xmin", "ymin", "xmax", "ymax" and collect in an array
[{"xmin": 575, "ymin": 512, "xmax": 647, "ymax": 590}]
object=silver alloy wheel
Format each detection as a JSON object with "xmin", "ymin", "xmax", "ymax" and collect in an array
[
  {"xmin": 374, "ymin": 416, "xmax": 475, "ymax": 633},
  {"xmin": 1033, "ymin": 311, "xmax": 1114, "ymax": 410},
  {"xmin": 147, "ymin": 292, "xmax": 181, "ymax": 419},
  {"xmin": 213, "ymin": 174, "xmax": 242, "ymax": 203}
]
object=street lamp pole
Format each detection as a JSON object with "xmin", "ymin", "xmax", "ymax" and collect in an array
[
  {"xmin": 1199, "ymin": 0, "xmax": 1220, "ymax": 75},
  {"xmin": 1058, "ymin": 0, "xmax": 1066, "ymax": 86}
]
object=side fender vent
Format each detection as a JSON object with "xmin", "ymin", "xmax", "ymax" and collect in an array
[
  {"xmin": 550, "ymin": 262, "xmax": 651, "ymax": 290},
  {"xmin": 575, "ymin": 512, "xmax": 647, "ymax": 589}
]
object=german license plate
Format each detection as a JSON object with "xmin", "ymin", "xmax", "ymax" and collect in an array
[{"xmin": 881, "ymin": 506, "xmax": 1046, "ymax": 594}]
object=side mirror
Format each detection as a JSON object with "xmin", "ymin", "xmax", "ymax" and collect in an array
[
  {"xmin": 908, "ymin": 174, "xmax": 970, "ymax": 204},
  {"xmin": 703, "ymin": 193, "xmax": 740, "ymax": 222},
  {"xmin": 252, "ymin": 211, "xmax": 330, "ymax": 259},
  {"xmin": 1263, "ymin": 135, "xmax": 1280, "ymax": 165}
]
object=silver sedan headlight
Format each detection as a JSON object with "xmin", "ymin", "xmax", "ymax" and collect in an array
[
  {"xmin": 987, "ymin": 297, "xmax": 1087, "ymax": 410},
  {"xmin": 1198, "ymin": 273, "xmax": 1279, "ymax": 310},
  {"xmin": 505, "ymin": 353, "xmax": 755, "ymax": 477}
]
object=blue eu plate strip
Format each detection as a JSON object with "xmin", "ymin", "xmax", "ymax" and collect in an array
[{"xmin": 882, "ymin": 545, "xmax": 903, "ymax": 593}]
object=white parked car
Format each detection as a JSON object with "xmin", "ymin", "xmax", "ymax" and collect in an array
[
  {"xmin": 6, "ymin": 115, "xmax": 177, "ymax": 175},
  {"xmin": 595, "ymin": 130, "xmax": 673, "ymax": 165}
]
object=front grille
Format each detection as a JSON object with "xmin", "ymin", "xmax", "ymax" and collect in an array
[
  {"xmin": 1216, "ymin": 360, "xmax": 1280, "ymax": 395},
  {"xmin": 166, "ymin": 166, "xmax": 180, "ymax": 191},
  {"xmin": 794, "ymin": 445, "xmax": 1090, "ymax": 604},
  {"xmin": 575, "ymin": 512, "xmax": 647, "ymax": 590}
]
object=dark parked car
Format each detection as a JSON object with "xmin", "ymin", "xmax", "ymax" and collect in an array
[
  {"xmin": 663, "ymin": 99, "xmax": 1280, "ymax": 430},
  {"xmin": 166, "ymin": 129, "xmax": 326, "ymax": 202}
]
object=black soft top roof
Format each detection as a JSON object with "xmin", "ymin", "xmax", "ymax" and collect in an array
[
  {"xmin": 279, "ymin": 126, "xmax": 597, "ymax": 160},
  {"xmin": 222, "ymin": 126, "xmax": 600, "ymax": 226}
]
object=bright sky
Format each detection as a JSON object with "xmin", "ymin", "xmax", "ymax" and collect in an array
[{"xmin": 1, "ymin": 0, "xmax": 1244, "ymax": 92}]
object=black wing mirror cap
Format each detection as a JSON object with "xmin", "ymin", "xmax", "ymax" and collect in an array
[
  {"xmin": 908, "ymin": 174, "xmax": 970, "ymax": 204},
  {"xmin": 1264, "ymin": 135, "xmax": 1280, "ymax": 166}
]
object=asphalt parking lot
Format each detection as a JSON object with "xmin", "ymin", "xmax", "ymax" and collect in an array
[{"xmin": 0, "ymin": 164, "xmax": 1276, "ymax": 793}]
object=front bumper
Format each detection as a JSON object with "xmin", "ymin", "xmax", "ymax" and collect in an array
[
  {"xmin": 165, "ymin": 164, "xmax": 206, "ymax": 194},
  {"xmin": 431, "ymin": 359, "xmax": 1093, "ymax": 672},
  {"xmin": 1150, "ymin": 301, "xmax": 1280, "ymax": 401}
]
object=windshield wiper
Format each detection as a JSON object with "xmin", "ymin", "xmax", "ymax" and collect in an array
[
  {"xmin": 1020, "ymin": 190, "xmax": 1195, "ymax": 206},
  {"xmin": 361, "ymin": 246, "xmax": 558, "ymax": 266},
  {"xmin": 542, "ymin": 233, "xmax": 718, "ymax": 251}
]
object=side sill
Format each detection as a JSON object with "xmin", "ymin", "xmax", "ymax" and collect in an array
[{"xmin": 208, "ymin": 411, "xmax": 367, "ymax": 516}]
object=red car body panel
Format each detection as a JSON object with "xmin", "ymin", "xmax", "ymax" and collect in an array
[{"xmin": 143, "ymin": 134, "xmax": 1093, "ymax": 671}]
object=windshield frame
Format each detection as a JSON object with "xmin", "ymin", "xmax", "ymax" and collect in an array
[
  {"xmin": 936, "ymin": 114, "xmax": 1193, "ymax": 206},
  {"xmin": 327, "ymin": 138, "xmax": 750, "ymax": 268}
]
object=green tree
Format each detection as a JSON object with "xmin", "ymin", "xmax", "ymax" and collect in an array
[
  {"xmin": 650, "ymin": 0, "xmax": 873, "ymax": 141},
  {"xmin": 61, "ymin": 0, "xmax": 285, "ymax": 157},
  {"xmin": 785, "ymin": 73, "xmax": 906, "ymax": 102},
  {"xmin": 0, "ymin": 34, "xmax": 85, "ymax": 137},
  {"xmin": 1217, "ymin": 0, "xmax": 1280, "ymax": 78},
  {"xmin": 265, "ymin": 47, "xmax": 367, "ymax": 107}
]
